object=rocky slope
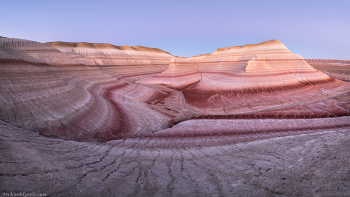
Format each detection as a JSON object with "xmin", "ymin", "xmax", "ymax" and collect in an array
[{"xmin": 1, "ymin": 37, "xmax": 349, "ymax": 196}]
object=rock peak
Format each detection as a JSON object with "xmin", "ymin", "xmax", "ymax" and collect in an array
[
  {"xmin": 45, "ymin": 41, "xmax": 172, "ymax": 55},
  {"xmin": 213, "ymin": 39, "xmax": 289, "ymax": 54}
]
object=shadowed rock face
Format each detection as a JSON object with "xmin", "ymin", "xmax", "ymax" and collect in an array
[{"xmin": 1, "ymin": 37, "xmax": 350, "ymax": 196}]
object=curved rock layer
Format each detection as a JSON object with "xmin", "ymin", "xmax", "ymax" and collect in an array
[
  {"xmin": 136, "ymin": 57, "xmax": 202, "ymax": 90},
  {"xmin": 183, "ymin": 40, "xmax": 342, "ymax": 114},
  {"xmin": 2, "ymin": 37, "xmax": 350, "ymax": 196},
  {"xmin": 0, "ymin": 37, "xmax": 176, "ymax": 142},
  {"xmin": 0, "ymin": 37, "xmax": 350, "ymax": 145}
]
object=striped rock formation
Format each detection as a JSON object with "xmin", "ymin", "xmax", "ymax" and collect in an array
[
  {"xmin": 183, "ymin": 40, "xmax": 343, "ymax": 114},
  {"xmin": 1, "ymin": 37, "xmax": 350, "ymax": 144},
  {"xmin": 1, "ymin": 36, "xmax": 350, "ymax": 196},
  {"xmin": 136, "ymin": 57, "xmax": 202, "ymax": 90},
  {"xmin": 0, "ymin": 37, "xmax": 178, "ymax": 142}
]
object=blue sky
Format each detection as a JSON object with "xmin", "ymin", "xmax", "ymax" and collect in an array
[{"xmin": 1, "ymin": 0, "xmax": 349, "ymax": 59}]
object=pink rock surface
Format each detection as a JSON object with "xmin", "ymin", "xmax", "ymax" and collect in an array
[
  {"xmin": 183, "ymin": 40, "xmax": 342, "ymax": 114},
  {"xmin": 136, "ymin": 57, "xmax": 202, "ymax": 90},
  {"xmin": 1, "ymin": 37, "xmax": 350, "ymax": 142},
  {"xmin": 1, "ymin": 37, "xmax": 350, "ymax": 196}
]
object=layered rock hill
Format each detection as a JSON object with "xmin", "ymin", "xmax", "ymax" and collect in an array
[
  {"xmin": 1, "ymin": 36, "xmax": 350, "ymax": 196},
  {"xmin": 1, "ymin": 37, "xmax": 350, "ymax": 144},
  {"xmin": 0, "ymin": 37, "xmax": 175, "ymax": 142}
]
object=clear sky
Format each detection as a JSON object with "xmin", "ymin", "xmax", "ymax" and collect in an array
[{"xmin": 1, "ymin": 0, "xmax": 349, "ymax": 59}]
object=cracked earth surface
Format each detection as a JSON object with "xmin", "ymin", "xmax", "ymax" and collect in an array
[
  {"xmin": 1, "ymin": 121, "xmax": 350, "ymax": 196},
  {"xmin": 0, "ymin": 122, "xmax": 350, "ymax": 196},
  {"xmin": 1, "ymin": 38, "xmax": 350, "ymax": 196}
]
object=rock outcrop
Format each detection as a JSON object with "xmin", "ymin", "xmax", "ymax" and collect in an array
[
  {"xmin": 1, "ymin": 37, "xmax": 350, "ymax": 196},
  {"xmin": 1, "ymin": 37, "xmax": 350, "ymax": 142},
  {"xmin": 307, "ymin": 59, "xmax": 350, "ymax": 82}
]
